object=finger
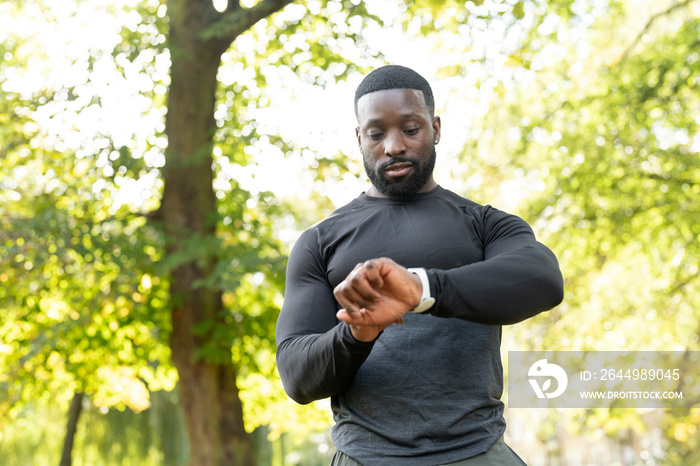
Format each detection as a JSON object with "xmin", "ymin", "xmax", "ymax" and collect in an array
[
  {"xmin": 347, "ymin": 269, "xmax": 382, "ymax": 304},
  {"xmin": 334, "ymin": 286, "xmax": 363, "ymax": 314},
  {"xmin": 339, "ymin": 308, "xmax": 405, "ymax": 329},
  {"xmin": 337, "ymin": 308, "xmax": 369, "ymax": 325},
  {"xmin": 363, "ymin": 260, "xmax": 384, "ymax": 289},
  {"xmin": 334, "ymin": 278, "xmax": 378, "ymax": 314},
  {"xmin": 336, "ymin": 308, "xmax": 351, "ymax": 322},
  {"xmin": 335, "ymin": 266, "xmax": 381, "ymax": 308}
]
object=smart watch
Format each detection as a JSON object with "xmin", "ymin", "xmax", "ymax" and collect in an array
[{"xmin": 406, "ymin": 268, "xmax": 435, "ymax": 314}]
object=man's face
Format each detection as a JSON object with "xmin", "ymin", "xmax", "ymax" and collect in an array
[{"xmin": 355, "ymin": 88, "xmax": 441, "ymax": 199}]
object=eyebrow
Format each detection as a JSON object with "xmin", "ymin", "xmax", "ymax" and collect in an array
[{"xmin": 365, "ymin": 113, "xmax": 426, "ymax": 125}]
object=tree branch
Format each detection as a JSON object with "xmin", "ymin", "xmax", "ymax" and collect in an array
[
  {"xmin": 201, "ymin": 0, "xmax": 297, "ymax": 43},
  {"xmin": 226, "ymin": 0, "xmax": 241, "ymax": 13},
  {"xmin": 60, "ymin": 391, "xmax": 85, "ymax": 466},
  {"xmin": 619, "ymin": 0, "xmax": 697, "ymax": 63}
]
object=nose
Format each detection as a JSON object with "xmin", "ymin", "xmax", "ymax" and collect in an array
[{"xmin": 383, "ymin": 129, "xmax": 406, "ymax": 156}]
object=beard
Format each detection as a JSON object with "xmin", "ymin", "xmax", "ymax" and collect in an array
[{"xmin": 363, "ymin": 145, "xmax": 436, "ymax": 200}]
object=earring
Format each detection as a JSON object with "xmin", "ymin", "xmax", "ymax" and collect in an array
[{"xmin": 434, "ymin": 140, "xmax": 439, "ymax": 144}]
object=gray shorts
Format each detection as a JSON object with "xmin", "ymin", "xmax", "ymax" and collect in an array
[{"xmin": 329, "ymin": 435, "xmax": 527, "ymax": 465}]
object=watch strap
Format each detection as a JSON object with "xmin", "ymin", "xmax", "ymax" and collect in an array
[{"xmin": 406, "ymin": 267, "xmax": 435, "ymax": 314}]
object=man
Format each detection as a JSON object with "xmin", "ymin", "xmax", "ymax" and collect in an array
[{"xmin": 276, "ymin": 65, "xmax": 563, "ymax": 465}]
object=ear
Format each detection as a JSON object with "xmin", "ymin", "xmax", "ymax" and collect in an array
[
  {"xmin": 432, "ymin": 116, "xmax": 441, "ymax": 144},
  {"xmin": 355, "ymin": 126, "xmax": 362, "ymax": 148}
]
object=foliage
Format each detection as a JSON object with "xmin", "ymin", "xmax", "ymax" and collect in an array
[
  {"xmin": 0, "ymin": 0, "xmax": 393, "ymax": 451},
  {"xmin": 457, "ymin": 0, "xmax": 699, "ymax": 463},
  {"xmin": 2, "ymin": 0, "xmax": 699, "ymax": 463},
  {"xmin": 465, "ymin": 0, "xmax": 700, "ymax": 350},
  {"xmin": 0, "ymin": 0, "xmax": 175, "ymax": 425}
]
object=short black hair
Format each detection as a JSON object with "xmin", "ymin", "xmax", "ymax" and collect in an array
[{"xmin": 354, "ymin": 65, "xmax": 435, "ymax": 117}]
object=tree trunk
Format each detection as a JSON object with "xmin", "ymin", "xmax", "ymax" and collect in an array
[
  {"xmin": 162, "ymin": 2, "xmax": 254, "ymax": 465},
  {"xmin": 161, "ymin": 1, "xmax": 294, "ymax": 463},
  {"xmin": 59, "ymin": 391, "xmax": 84, "ymax": 466}
]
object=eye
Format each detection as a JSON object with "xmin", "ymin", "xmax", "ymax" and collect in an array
[
  {"xmin": 404, "ymin": 127, "xmax": 420, "ymax": 135},
  {"xmin": 367, "ymin": 132, "xmax": 383, "ymax": 140}
]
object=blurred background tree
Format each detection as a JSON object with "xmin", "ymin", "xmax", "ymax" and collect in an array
[
  {"xmin": 0, "ymin": 0, "xmax": 698, "ymax": 465},
  {"xmin": 454, "ymin": 0, "xmax": 699, "ymax": 463}
]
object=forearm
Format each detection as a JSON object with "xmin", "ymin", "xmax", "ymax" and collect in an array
[
  {"xmin": 428, "ymin": 242, "xmax": 564, "ymax": 325},
  {"xmin": 276, "ymin": 323, "xmax": 375, "ymax": 404}
]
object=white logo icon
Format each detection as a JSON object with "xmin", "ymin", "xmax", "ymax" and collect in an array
[{"xmin": 528, "ymin": 359, "xmax": 568, "ymax": 399}]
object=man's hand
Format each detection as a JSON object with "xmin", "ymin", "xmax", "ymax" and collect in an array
[{"xmin": 333, "ymin": 257, "xmax": 422, "ymax": 342}]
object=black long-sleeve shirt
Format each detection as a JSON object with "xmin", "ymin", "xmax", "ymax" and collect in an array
[{"xmin": 276, "ymin": 186, "xmax": 563, "ymax": 465}]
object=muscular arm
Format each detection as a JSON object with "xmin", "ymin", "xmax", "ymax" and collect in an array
[
  {"xmin": 427, "ymin": 206, "xmax": 564, "ymax": 324},
  {"xmin": 275, "ymin": 229, "xmax": 377, "ymax": 405}
]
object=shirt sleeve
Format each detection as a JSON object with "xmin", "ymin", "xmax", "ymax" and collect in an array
[
  {"xmin": 275, "ymin": 228, "xmax": 376, "ymax": 405},
  {"xmin": 427, "ymin": 205, "xmax": 564, "ymax": 325}
]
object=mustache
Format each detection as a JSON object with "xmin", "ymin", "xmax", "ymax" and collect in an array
[{"xmin": 379, "ymin": 156, "xmax": 420, "ymax": 171}]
